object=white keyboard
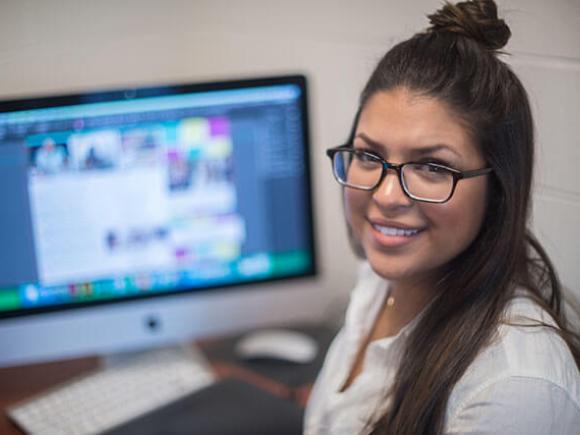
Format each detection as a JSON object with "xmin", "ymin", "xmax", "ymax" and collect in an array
[{"xmin": 8, "ymin": 345, "xmax": 217, "ymax": 435}]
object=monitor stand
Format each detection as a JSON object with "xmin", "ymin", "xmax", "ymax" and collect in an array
[{"xmin": 100, "ymin": 342, "xmax": 209, "ymax": 370}]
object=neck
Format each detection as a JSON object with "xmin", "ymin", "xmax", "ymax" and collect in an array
[{"xmin": 386, "ymin": 274, "xmax": 439, "ymax": 327}]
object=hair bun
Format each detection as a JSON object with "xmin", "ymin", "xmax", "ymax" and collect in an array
[{"xmin": 427, "ymin": 0, "xmax": 511, "ymax": 51}]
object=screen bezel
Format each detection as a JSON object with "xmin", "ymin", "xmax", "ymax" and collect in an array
[{"xmin": 0, "ymin": 74, "xmax": 318, "ymax": 320}]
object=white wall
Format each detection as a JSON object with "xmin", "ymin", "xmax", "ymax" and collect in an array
[
  {"xmin": 503, "ymin": 0, "xmax": 580, "ymax": 309},
  {"xmin": 1, "ymin": 0, "xmax": 578, "ymax": 320}
]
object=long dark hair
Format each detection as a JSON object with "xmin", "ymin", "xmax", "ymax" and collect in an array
[{"xmin": 342, "ymin": 1, "xmax": 580, "ymax": 433}]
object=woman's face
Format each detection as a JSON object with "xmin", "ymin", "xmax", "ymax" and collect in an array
[{"xmin": 345, "ymin": 88, "xmax": 489, "ymax": 287}]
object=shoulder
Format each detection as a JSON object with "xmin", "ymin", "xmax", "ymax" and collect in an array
[
  {"xmin": 446, "ymin": 296, "xmax": 580, "ymax": 433},
  {"xmin": 447, "ymin": 377, "xmax": 580, "ymax": 434}
]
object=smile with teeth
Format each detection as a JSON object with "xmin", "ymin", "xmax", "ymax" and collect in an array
[{"xmin": 372, "ymin": 224, "xmax": 423, "ymax": 237}]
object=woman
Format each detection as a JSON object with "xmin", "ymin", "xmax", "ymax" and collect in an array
[{"xmin": 305, "ymin": 1, "xmax": 580, "ymax": 434}]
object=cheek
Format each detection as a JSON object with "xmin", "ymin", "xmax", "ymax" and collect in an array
[
  {"xmin": 343, "ymin": 189, "xmax": 368, "ymax": 234},
  {"xmin": 422, "ymin": 182, "xmax": 488, "ymax": 250}
]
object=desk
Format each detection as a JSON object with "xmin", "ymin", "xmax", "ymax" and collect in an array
[{"xmin": 0, "ymin": 324, "xmax": 336, "ymax": 434}]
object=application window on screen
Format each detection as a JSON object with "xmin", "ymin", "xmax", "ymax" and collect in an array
[{"xmin": 28, "ymin": 116, "xmax": 244, "ymax": 287}]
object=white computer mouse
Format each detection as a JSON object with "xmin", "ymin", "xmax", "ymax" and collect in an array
[{"xmin": 235, "ymin": 328, "xmax": 319, "ymax": 364}]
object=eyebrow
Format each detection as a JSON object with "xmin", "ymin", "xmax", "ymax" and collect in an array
[{"xmin": 355, "ymin": 133, "xmax": 461, "ymax": 158}]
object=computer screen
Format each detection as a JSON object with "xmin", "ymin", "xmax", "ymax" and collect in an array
[{"xmin": 0, "ymin": 75, "xmax": 320, "ymax": 367}]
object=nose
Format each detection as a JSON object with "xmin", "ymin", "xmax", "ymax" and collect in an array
[{"xmin": 372, "ymin": 168, "xmax": 413, "ymax": 209}]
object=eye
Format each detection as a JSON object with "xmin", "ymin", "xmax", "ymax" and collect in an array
[
  {"xmin": 419, "ymin": 158, "xmax": 453, "ymax": 168},
  {"xmin": 425, "ymin": 164, "xmax": 447, "ymax": 173},
  {"xmin": 354, "ymin": 152, "xmax": 375, "ymax": 162},
  {"xmin": 353, "ymin": 149, "xmax": 380, "ymax": 162},
  {"xmin": 407, "ymin": 163, "xmax": 452, "ymax": 180}
]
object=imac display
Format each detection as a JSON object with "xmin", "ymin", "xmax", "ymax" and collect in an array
[{"xmin": 0, "ymin": 75, "xmax": 319, "ymax": 367}]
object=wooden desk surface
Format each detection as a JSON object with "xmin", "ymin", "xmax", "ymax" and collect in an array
[
  {"xmin": 0, "ymin": 356, "xmax": 100, "ymax": 435},
  {"xmin": 0, "ymin": 325, "xmax": 333, "ymax": 434},
  {"xmin": 0, "ymin": 355, "xmax": 308, "ymax": 435}
]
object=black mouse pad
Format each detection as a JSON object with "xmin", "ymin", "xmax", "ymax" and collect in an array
[
  {"xmin": 103, "ymin": 378, "xmax": 304, "ymax": 435},
  {"xmin": 202, "ymin": 324, "xmax": 337, "ymax": 387}
]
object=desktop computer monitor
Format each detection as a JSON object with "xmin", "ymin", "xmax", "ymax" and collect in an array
[{"xmin": 0, "ymin": 75, "xmax": 321, "ymax": 367}]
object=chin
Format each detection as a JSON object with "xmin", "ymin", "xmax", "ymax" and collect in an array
[
  {"xmin": 365, "ymin": 250, "xmax": 419, "ymax": 282},
  {"xmin": 363, "ymin": 240, "xmax": 445, "ymax": 287}
]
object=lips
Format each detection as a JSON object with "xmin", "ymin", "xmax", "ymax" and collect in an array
[
  {"xmin": 371, "ymin": 224, "xmax": 421, "ymax": 237},
  {"xmin": 368, "ymin": 219, "xmax": 426, "ymax": 248}
]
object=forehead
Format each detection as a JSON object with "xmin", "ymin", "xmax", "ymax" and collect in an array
[{"xmin": 356, "ymin": 88, "xmax": 478, "ymax": 158}]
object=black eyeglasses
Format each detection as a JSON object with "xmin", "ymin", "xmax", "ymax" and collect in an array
[{"xmin": 326, "ymin": 145, "xmax": 493, "ymax": 203}]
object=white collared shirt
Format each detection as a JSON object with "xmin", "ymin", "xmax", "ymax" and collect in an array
[{"xmin": 304, "ymin": 262, "xmax": 580, "ymax": 435}]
